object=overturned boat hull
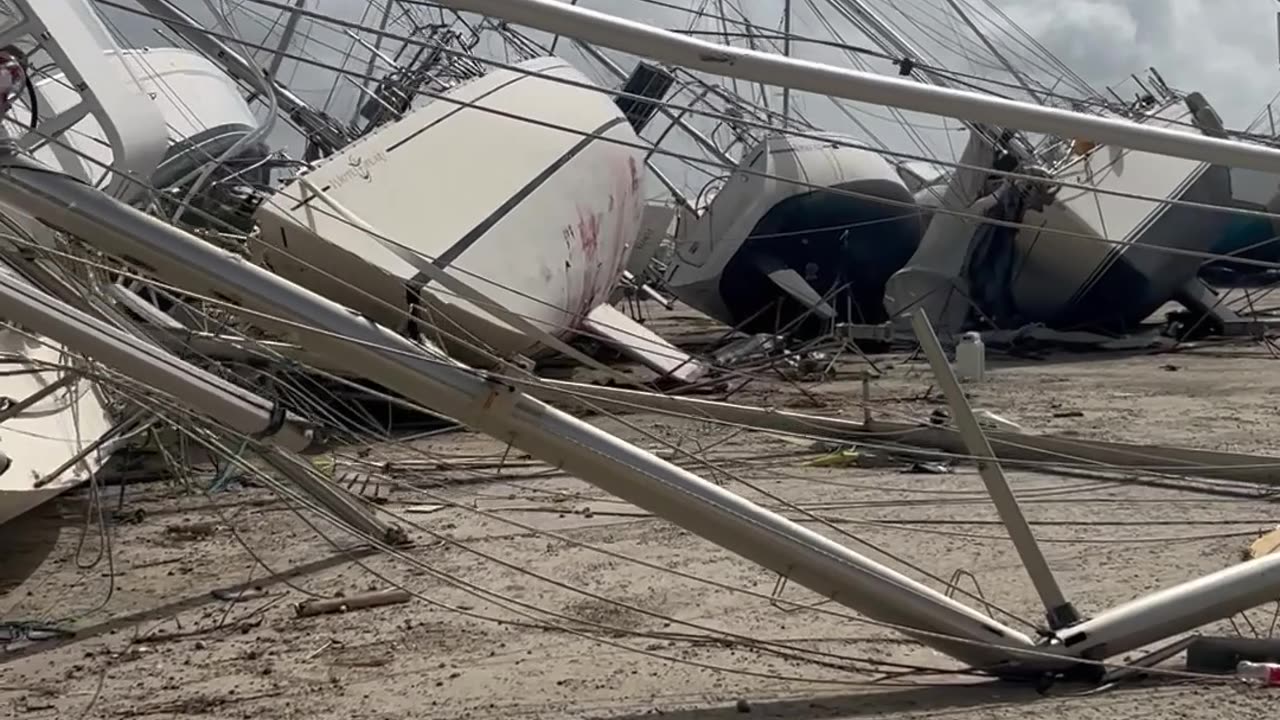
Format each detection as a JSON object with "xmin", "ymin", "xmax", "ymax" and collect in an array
[
  {"xmin": 252, "ymin": 56, "xmax": 648, "ymax": 366},
  {"xmin": 1007, "ymin": 98, "xmax": 1233, "ymax": 331},
  {"xmin": 1200, "ymin": 167, "xmax": 1280, "ymax": 280},
  {"xmin": 23, "ymin": 47, "xmax": 269, "ymax": 205},
  {"xmin": 665, "ymin": 133, "xmax": 922, "ymax": 337},
  {"xmin": 892, "ymin": 94, "xmax": 1243, "ymax": 334}
]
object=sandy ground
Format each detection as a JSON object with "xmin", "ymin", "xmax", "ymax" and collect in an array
[{"xmin": 5, "ymin": 305, "xmax": 1280, "ymax": 718}]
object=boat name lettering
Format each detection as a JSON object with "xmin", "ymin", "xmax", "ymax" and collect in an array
[{"xmin": 331, "ymin": 151, "xmax": 388, "ymax": 187}]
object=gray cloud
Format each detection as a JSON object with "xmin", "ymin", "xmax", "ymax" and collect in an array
[{"xmin": 1000, "ymin": 0, "xmax": 1279, "ymax": 127}]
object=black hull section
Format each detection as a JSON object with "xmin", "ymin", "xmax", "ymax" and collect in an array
[
  {"xmin": 151, "ymin": 123, "xmax": 272, "ymax": 232},
  {"xmin": 1043, "ymin": 165, "xmax": 1232, "ymax": 333},
  {"xmin": 719, "ymin": 179, "xmax": 922, "ymax": 337},
  {"xmin": 1051, "ymin": 254, "xmax": 1159, "ymax": 331}
]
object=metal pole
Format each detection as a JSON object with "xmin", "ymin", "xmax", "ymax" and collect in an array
[
  {"xmin": 0, "ymin": 252, "xmax": 402, "ymax": 542},
  {"xmin": 265, "ymin": 0, "xmax": 306, "ymax": 81},
  {"xmin": 939, "ymin": 0, "xmax": 1044, "ymax": 105},
  {"xmin": 828, "ymin": 0, "xmax": 944, "ymax": 85},
  {"xmin": 1050, "ymin": 551, "xmax": 1280, "ymax": 663},
  {"xmin": 0, "ymin": 146, "xmax": 1040, "ymax": 672},
  {"xmin": 354, "ymin": 0, "xmax": 394, "ymax": 122},
  {"xmin": 135, "ymin": 0, "xmax": 350, "ymax": 152},
  {"xmin": 524, "ymin": 376, "xmax": 1280, "ymax": 487},
  {"xmin": 910, "ymin": 311, "xmax": 1078, "ymax": 629},
  {"xmin": 258, "ymin": 448, "xmax": 406, "ymax": 545},
  {"xmin": 0, "ymin": 261, "xmax": 315, "ymax": 454},
  {"xmin": 33, "ymin": 410, "xmax": 150, "ymax": 489},
  {"xmin": 781, "ymin": 0, "xmax": 792, "ymax": 125},
  {"xmin": 428, "ymin": 0, "xmax": 1280, "ymax": 175}
]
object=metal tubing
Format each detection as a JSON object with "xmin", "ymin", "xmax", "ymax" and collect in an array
[
  {"xmin": 523, "ymin": 379, "xmax": 1280, "ymax": 487},
  {"xmin": 0, "ymin": 256, "xmax": 315, "ymax": 453},
  {"xmin": 32, "ymin": 410, "xmax": 149, "ymax": 489},
  {"xmin": 781, "ymin": 0, "xmax": 792, "ymax": 122},
  {"xmin": 265, "ymin": 0, "xmax": 306, "ymax": 81},
  {"xmin": 0, "ymin": 374, "xmax": 76, "ymax": 423},
  {"xmin": 259, "ymin": 448, "xmax": 405, "ymax": 545},
  {"xmin": 1051, "ymin": 552, "xmax": 1280, "ymax": 662},
  {"xmin": 0, "ymin": 214, "xmax": 400, "ymax": 540},
  {"xmin": 0, "ymin": 147, "xmax": 1038, "ymax": 671},
  {"xmin": 911, "ymin": 311, "xmax": 1077, "ymax": 629},
  {"xmin": 428, "ymin": 0, "xmax": 1280, "ymax": 174}
]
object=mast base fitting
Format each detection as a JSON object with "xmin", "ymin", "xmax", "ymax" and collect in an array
[{"xmin": 1046, "ymin": 602, "xmax": 1082, "ymax": 630}]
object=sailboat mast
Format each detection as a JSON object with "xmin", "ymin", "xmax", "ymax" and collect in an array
[
  {"xmin": 940, "ymin": 0, "xmax": 1045, "ymax": 105},
  {"xmin": 781, "ymin": 0, "xmax": 792, "ymax": 124},
  {"xmin": 355, "ymin": 0, "xmax": 396, "ymax": 120},
  {"xmin": 430, "ymin": 0, "xmax": 1280, "ymax": 173},
  {"xmin": 264, "ymin": 0, "xmax": 306, "ymax": 81},
  {"xmin": 134, "ymin": 0, "xmax": 351, "ymax": 155},
  {"xmin": 828, "ymin": 0, "xmax": 945, "ymax": 87},
  {"xmin": 829, "ymin": 0, "xmax": 1034, "ymax": 158}
]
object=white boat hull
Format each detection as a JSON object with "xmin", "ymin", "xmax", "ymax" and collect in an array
[
  {"xmin": 15, "ymin": 47, "xmax": 263, "ymax": 192},
  {"xmin": 0, "ymin": 261, "xmax": 116, "ymax": 527},
  {"xmin": 252, "ymin": 56, "xmax": 647, "ymax": 365},
  {"xmin": 898, "ymin": 96, "xmax": 1241, "ymax": 334}
]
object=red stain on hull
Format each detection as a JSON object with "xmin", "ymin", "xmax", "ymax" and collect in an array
[
  {"xmin": 560, "ymin": 152, "xmax": 645, "ymax": 323},
  {"xmin": 576, "ymin": 208, "xmax": 601, "ymax": 262},
  {"xmin": 628, "ymin": 156, "xmax": 640, "ymax": 194}
]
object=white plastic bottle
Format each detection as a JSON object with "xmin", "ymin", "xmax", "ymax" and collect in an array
[
  {"xmin": 1237, "ymin": 660, "xmax": 1280, "ymax": 686},
  {"xmin": 955, "ymin": 332, "xmax": 985, "ymax": 383}
]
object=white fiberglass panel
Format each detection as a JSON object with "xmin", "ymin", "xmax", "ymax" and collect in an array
[
  {"xmin": 0, "ymin": 264, "xmax": 115, "ymax": 527},
  {"xmin": 255, "ymin": 56, "xmax": 647, "ymax": 359},
  {"xmin": 22, "ymin": 48, "xmax": 257, "ymax": 185}
]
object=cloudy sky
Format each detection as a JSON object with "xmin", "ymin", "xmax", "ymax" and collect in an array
[
  {"xmin": 96, "ymin": 0, "xmax": 1280, "ymax": 187},
  {"xmin": 581, "ymin": 0, "xmax": 1280, "ymax": 127},
  {"xmin": 999, "ymin": 0, "xmax": 1279, "ymax": 128}
]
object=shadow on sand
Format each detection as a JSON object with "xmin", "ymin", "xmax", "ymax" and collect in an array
[
  {"xmin": 592, "ymin": 677, "xmax": 1171, "ymax": 720},
  {"xmin": 0, "ymin": 498, "xmax": 81, "ymax": 597}
]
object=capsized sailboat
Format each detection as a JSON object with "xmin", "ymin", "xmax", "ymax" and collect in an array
[
  {"xmin": 127, "ymin": 0, "xmax": 708, "ymax": 383},
  {"xmin": 892, "ymin": 81, "xmax": 1264, "ymax": 335},
  {"xmin": 252, "ymin": 56, "xmax": 652, "ymax": 367},
  {"xmin": 665, "ymin": 132, "xmax": 922, "ymax": 336}
]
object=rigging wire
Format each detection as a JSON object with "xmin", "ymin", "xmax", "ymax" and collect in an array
[
  {"xmin": 2, "ymin": 207, "xmax": 1269, "ymax": 696},
  {"xmin": 12, "ymin": 4, "xmax": 1280, "ymax": 681},
  {"xmin": 7, "ymin": 126, "xmax": 1279, "ymax": 533},
  {"xmin": 23, "ymin": 222, "xmax": 1280, "ymax": 493},
  {"xmin": 7, "ymin": 221, "xmax": 1269, "ymax": 666},
  {"xmin": 79, "ymin": 379, "xmax": 1257, "ymax": 687},
  {"xmin": 117, "ymin": 0, "xmax": 1280, "ymax": 238}
]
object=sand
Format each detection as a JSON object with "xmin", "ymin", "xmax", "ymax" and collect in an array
[{"xmin": 4, "ymin": 307, "xmax": 1280, "ymax": 718}]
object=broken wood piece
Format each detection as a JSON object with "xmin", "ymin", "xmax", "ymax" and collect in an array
[
  {"xmin": 294, "ymin": 589, "xmax": 412, "ymax": 617},
  {"xmin": 403, "ymin": 504, "xmax": 445, "ymax": 514},
  {"xmin": 212, "ymin": 586, "xmax": 269, "ymax": 602},
  {"xmin": 1248, "ymin": 526, "xmax": 1280, "ymax": 560},
  {"xmin": 164, "ymin": 521, "xmax": 222, "ymax": 540}
]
